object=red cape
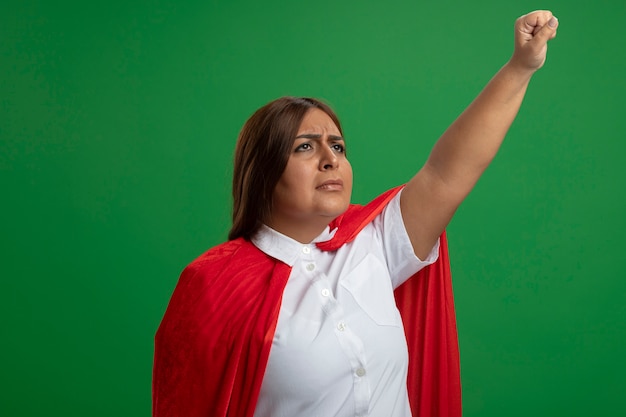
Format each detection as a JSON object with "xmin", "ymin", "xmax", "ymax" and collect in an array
[{"xmin": 153, "ymin": 186, "xmax": 462, "ymax": 417}]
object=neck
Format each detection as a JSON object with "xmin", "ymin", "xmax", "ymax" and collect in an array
[{"xmin": 266, "ymin": 217, "xmax": 333, "ymax": 244}]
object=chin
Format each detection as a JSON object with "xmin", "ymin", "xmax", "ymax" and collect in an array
[{"xmin": 320, "ymin": 202, "xmax": 350, "ymax": 218}]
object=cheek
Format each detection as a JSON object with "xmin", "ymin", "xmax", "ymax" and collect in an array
[
  {"xmin": 344, "ymin": 162, "xmax": 354, "ymax": 188},
  {"xmin": 281, "ymin": 160, "xmax": 315, "ymax": 190},
  {"xmin": 273, "ymin": 168, "xmax": 309, "ymax": 205}
]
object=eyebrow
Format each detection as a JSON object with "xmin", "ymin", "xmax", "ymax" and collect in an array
[{"xmin": 294, "ymin": 133, "xmax": 344, "ymax": 141}]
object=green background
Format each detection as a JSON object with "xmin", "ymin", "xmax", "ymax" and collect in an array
[{"xmin": 2, "ymin": 0, "xmax": 625, "ymax": 416}]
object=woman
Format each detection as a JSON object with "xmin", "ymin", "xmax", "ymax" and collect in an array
[{"xmin": 153, "ymin": 10, "xmax": 559, "ymax": 417}]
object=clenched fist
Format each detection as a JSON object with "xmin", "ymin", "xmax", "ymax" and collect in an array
[{"xmin": 510, "ymin": 10, "xmax": 559, "ymax": 71}]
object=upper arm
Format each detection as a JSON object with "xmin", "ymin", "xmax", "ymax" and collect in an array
[{"xmin": 400, "ymin": 162, "xmax": 466, "ymax": 260}]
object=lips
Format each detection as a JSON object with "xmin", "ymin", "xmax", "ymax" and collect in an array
[{"xmin": 316, "ymin": 179, "xmax": 343, "ymax": 190}]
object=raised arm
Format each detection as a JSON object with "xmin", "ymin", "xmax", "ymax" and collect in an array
[{"xmin": 401, "ymin": 10, "xmax": 559, "ymax": 259}]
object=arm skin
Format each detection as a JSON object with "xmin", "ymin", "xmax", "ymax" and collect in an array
[{"xmin": 401, "ymin": 10, "xmax": 559, "ymax": 259}]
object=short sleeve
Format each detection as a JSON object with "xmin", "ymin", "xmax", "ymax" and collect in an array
[{"xmin": 373, "ymin": 188, "xmax": 439, "ymax": 289}]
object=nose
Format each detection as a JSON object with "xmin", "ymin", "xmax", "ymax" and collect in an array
[{"xmin": 319, "ymin": 146, "xmax": 338, "ymax": 171}]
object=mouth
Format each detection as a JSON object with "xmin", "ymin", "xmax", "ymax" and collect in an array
[{"xmin": 316, "ymin": 179, "xmax": 344, "ymax": 191}]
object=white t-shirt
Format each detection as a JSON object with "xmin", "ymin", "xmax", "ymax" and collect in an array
[{"xmin": 252, "ymin": 191, "xmax": 439, "ymax": 417}]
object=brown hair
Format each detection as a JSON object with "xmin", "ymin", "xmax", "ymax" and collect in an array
[{"xmin": 228, "ymin": 97, "xmax": 343, "ymax": 241}]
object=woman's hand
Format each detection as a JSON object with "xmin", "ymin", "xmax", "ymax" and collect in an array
[{"xmin": 510, "ymin": 10, "xmax": 559, "ymax": 71}]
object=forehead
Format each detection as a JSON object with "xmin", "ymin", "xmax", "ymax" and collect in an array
[{"xmin": 297, "ymin": 108, "xmax": 340, "ymax": 134}]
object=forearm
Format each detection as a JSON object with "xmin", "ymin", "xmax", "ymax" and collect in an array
[{"xmin": 426, "ymin": 61, "xmax": 536, "ymax": 196}]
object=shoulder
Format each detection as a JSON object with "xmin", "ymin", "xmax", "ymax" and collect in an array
[
  {"xmin": 159, "ymin": 238, "xmax": 287, "ymax": 333},
  {"xmin": 181, "ymin": 238, "xmax": 275, "ymax": 283},
  {"xmin": 319, "ymin": 186, "xmax": 404, "ymax": 251},
  {"xmin": 184, "ymin": 238, "xmax": 247, "ymax": 273}
]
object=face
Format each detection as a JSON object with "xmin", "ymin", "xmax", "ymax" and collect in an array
[{"xmin": 269, "ymin": 108, "xmax": 353, "ymax": 241}]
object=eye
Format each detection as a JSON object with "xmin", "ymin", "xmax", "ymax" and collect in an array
[
  {"xmin": 331, "ymin": 143, "xmax": 345, "ymax": 153},
  {"xmin": 295, "ymin": 143, "xmax": 312, "ymax": 152}
]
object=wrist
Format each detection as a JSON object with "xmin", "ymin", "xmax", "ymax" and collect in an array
[{"xmin": 500, "ymin": 60, "xmax": 536, "ymax": 83}]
